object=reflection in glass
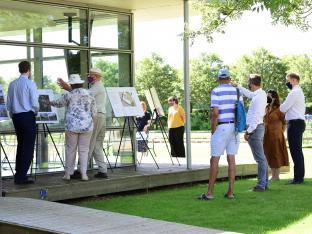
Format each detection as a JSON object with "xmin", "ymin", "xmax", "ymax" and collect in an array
[
  {"xmin": 0, "ymin": 0, "xmax": 88, "ymax": 46},
  {"xmin": 90, "ymin": 11, "xmax": 130, "ymax": 50}
]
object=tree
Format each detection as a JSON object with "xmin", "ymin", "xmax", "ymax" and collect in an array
[
  {"xmin": 0, "ymin": 76, "xmax": 9, "ymax": 93},
  {"xmin": 135, "ymin": 53, "xmax": 182, "ymax": 111},
  {"xmin": 231, "ymin": 48, "xmax": 289, "ymax": 100},
  {"xmin": 43, "ymin": 76, "xmax": 61, "ymax": 94},
  {"xmin": 282, "ymin": 54, "xmax": 312, "ymax": 102},
  {"xmin": 94, "ymin": 60, "xmax": 119, "ymax": 87},
  {"xmin": 190, "ymin": 53, "xmax": 223, "ymax": 110},
  {"xmin": 191, "ymin": 0, "xmax": 312, "ymax": 41}
]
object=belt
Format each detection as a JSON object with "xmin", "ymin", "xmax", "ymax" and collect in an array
[
  {"xmin": 218, "ymin": 121, "xmax": 234, "ymax": 125},
  {"xmin": 97, "ymin": 112, "xmax": 106, "ymax": 115},
  {"xmin": 288, "ymin": 119, "xmax": 304, "ymax": 122}
]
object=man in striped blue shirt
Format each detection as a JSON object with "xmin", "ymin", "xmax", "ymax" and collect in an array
[
  {"xmin": 200, "ymin": 68, "xmax": 239, "ymax": 200},
  {"xmin": 7, "ymin": 61, "xmax": 39, "ymax": 184}
]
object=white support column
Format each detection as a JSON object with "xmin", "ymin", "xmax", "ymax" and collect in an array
[{"xmin": 183, "ymin": 0, "xmax": 192, "ymax": 170}]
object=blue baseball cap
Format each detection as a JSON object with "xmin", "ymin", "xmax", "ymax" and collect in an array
[{"xmin": 217, "ymin": 68, "xmax": 230, "ymax": 79}]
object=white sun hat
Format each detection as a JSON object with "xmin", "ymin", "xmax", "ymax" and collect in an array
[{"xmin": 68, "ymin": 74, "xmax": 84, "ymax": 84}]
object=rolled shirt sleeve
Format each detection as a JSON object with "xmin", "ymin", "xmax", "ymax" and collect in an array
[
  {"xmin": 210, "ymin": 90, "xmax": 219, "ymax": 108},
  {"xmin": 280, "ymin": 91, "xmax": 296, "ymax": 113},
  {"xmin": 238, "ymin": 86, "xmax": 256, "ymax": 99}
]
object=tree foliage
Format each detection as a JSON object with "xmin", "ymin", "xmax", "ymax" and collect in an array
[
  {"xmin": 94, "ymin": 60, "xmax": 119, "ymax": 87},
  {"xmin": 231, "ymin": 48, "xmax": 289, "ymax": 100},
  {"xmin": 282, "ymin": 54, "xmax": 312, "ymax": 102},
  {"xmin": 0, "ymin": 76, "xmax": 9, "ymax": 93},
  {"xmin": 43, "ymin": 76, "xmax": 61, "ymax": 94},
  {"xmin": 135, "ymin": 53, "xmax": 182, "ymax": 111},
  {"xmin": 191, "ymin": 0, "xmax": 312, "ymax": 41},
  {"xmin": 190, "ymin": 53, "xmax": 223, "ymax": 109}
]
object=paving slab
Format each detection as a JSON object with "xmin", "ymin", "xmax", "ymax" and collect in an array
[{"xmin": 0, "ymin": 197, "xmax": 239, "ymax": 234}]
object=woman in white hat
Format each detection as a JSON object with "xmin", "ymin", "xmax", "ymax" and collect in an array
[{"xmin": 50, "ymin": 74, "xmax": 97, "ymax": 181}]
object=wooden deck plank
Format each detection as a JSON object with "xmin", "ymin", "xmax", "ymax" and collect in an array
[{"xmin": 0, "ymin": 197, "xmax": 239, "ymax": 234}]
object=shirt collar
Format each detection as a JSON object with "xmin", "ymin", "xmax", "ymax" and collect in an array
[
  {"xmin": 253, "ymin": 88, "xmax": 263, "ymax": 94},
  {"xmin": 19, "ymin": 74, "xmax": 29, "ymax": 79},
  {"xmin": 90, "ymin": 80, "xmax": 100, "ymax": 87},
  {"xmin": 220, "ymin": 83, "xmax": 231, "ymax": 87}
]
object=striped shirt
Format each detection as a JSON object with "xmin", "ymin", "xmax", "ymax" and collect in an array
[{"xmin": 211, "ymin": 84, "xmax": 237, "ymax": 122}]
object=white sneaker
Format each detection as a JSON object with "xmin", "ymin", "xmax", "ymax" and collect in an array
[
  {"xmin": 81, "ymin": 174, "xmax": 89, "ymax": 181},
  {"xmin": 62, "ymin": 174, "xmax": 70, "ymax": 180}
]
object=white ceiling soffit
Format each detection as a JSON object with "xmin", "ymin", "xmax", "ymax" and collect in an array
[
  {"xmin": 64, "ymin": 0, "xmax": 183, "ymax": 10},
  {"xmin": 61, "ymin": 0, "xmax": 197, "ymax": 21}
]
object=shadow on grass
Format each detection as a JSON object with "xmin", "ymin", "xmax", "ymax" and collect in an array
[{"xmin": 79, "ymin": 179, "xmax": 312, "ymax": 234}]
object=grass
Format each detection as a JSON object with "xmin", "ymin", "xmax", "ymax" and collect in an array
[{"xmin": 79, "ymin": 179, "xmax": 312, "ymax": 234}]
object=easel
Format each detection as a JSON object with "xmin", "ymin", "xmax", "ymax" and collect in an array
[
  {"xmin": 33, "ymin": 123, "xmax": 65, "ymax": 179},
  {"xmin": 114, "ymin": 116, "xmax": 159, "ymax": 169},
  {"xmin": 152, "ymin": 109, "xmax": 181, "ymax": 166},
  {"xmin": 0, "ymin": 139, "xmax": 14, "ymax": 175}
]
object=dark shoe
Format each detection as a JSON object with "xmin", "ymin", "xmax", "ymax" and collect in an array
[
  {"xmin": 94, "ymin": 172, "xmax": 108, "ymax": 179},
  {"xmin": 249, "ymin": 186, "xmax": 266, "ymax": 192},
  {"xmin": 198, "ymin": 193, "xmax": 214, "ymax": 200},
  {"xmin": 287, "ymin": 180, "xmax": 303, "ymax": 185},
  {"xmin": 224, "ymin": 193, "xmax": 235, "ymax": 199},
  {"xmin": 70, "ymin": 170, "xmax": 81, "ymax": 179},
  {"xmin": 14, "ymin": 179, "xmax": 34, "ymax": 185}
]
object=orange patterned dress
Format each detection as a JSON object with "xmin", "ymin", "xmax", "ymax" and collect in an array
[{"xmin": 263, "ymin": 106, "xmax": 289, "ymax": 168}]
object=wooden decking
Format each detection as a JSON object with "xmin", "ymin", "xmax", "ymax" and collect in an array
[
  {"xmin": 0, "ymin": 197, "xmax": 240, "ymax": 234},
  {"xmin": 1, "ymin": 163, "xmax": 258, "ymax": 201}
]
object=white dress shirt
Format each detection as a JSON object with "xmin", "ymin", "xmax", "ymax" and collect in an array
[
  {"xmin": 239, "ymin": 86, "xmax": 267, "ymax": 134},
  {"xmin": 6, "ymin": 75, "xmax": 39, "ymax": 115},
  {"xmin": 280, "ymin": 85, "xmax": 305, "ymax": 121},
  {"xmin": 88, "ymin": 81, "xmax": 106, "ymax": 114}
]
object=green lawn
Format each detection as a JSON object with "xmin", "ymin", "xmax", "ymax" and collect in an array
[{"xmin": 79, "ymin": 179, "xmax": 312, "ymax": 234}]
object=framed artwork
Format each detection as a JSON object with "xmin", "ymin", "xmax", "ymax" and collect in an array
[
  {"xmin": 106, "ymin": 87, "xmax": 144, "ymax": 117},
  {"xmin": 36, "ymin": 89, "xmax": 59, "ymax": 124},
  {"xmin": 145, "ymin": 87, "xmax": 165, "ymax": 117},
  {"xmin": 0, "ymin": 85, "xmax": 9, "ymax": 121}
]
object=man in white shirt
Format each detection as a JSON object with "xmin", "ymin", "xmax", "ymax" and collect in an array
[
  {"xmin": 7, "ymin": 61, "xmax": 39, "ymax": 184},
  {"xmin": 238, "ymin": 74, "xmax": 268, "ymax": 192},
  {"xmin": 280, "ymin": 73, "xmax": 306, "ymax": 184}
]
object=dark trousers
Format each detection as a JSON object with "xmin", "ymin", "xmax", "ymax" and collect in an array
[
  {"xmin": 287, "ymin": 119, "xmax": 305, "ymax": 182},
  {"xmin": 12, "ymin": 111, "xmax": 36, "ymax": 182},
  {"xmin": 168, "ymin": 126, "xmax": 185, "ymax": 158}
]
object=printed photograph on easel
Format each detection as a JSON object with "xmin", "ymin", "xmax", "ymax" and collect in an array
[
  {"xmin": 0, "ymin": 84, "xmax": 9, "ymax": 121},
  {"xmin": 145, "ymin": 87, "xmax": 165, "ymax": 118},
  {"xmin": 36, "ymin": 89, "xmax": 59, "ymax": 124},
  {"xmin": 106, "ymin": 87, "xmax": 144, "ymax": 117}
]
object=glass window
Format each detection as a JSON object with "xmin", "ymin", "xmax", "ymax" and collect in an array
[
  {"xmin": 90, "ymin": 11, "xmax": 131, "ymax": 50},
  {"xmin": 91, "ymin": 52, "xmax": 132, "ymax": 87},
  {"xmin": 0, "ymin": 0, "xmax": 88, "ymax": 46}
]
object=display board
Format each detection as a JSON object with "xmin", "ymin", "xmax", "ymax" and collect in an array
[
  {"xmin": 106, "ymin": 87, "xmax": 144, "ymax": 117},
  {"xmin": 36, "ymin": 89, "xmax": 59, "ymax": 124},
  {"xmin": 145, "ymin": 87, "xmax": 165, "ymax": 117},
  {"xmin": 0, "ymin": 85, "xmax": 9, "ymax": 121}
]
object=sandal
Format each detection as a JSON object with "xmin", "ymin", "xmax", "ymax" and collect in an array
[{"xmin": 198, "ymin": 193, "xmax": 214, "ymax": 200}]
